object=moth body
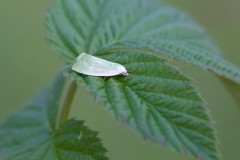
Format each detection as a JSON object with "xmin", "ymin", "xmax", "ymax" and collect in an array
[{"xmin": 72, "ymin": 53, "xmax": 128, "ymax": 77}]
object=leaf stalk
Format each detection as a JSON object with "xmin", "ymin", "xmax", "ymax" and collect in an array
[{"xmin": 58, "ymin": 80, "xmax": 78, "ymax": 127}]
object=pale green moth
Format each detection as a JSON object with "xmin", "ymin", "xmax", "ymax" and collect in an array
[{"xmin": 72, "ymin": 53, "xmax": 129, "ymax": 76}]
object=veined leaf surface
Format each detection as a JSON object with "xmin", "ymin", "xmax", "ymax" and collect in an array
[
  {"xmin": 0, "ymin": 75, "xmax": 108, "ymax": 160},
  {"xmin": 64, "ymin": 51, "xmax": 219, "ymax": 160},
  {"xmin": 46, "ymin": 0, "xmax": 240, "ymax": 84}
]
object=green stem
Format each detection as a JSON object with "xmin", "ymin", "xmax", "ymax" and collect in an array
[
  {"xmin": 58, "ymin": 81, "xmax": 78, "ymax": 126},
  {"xmin": 220, "ymin": 77, "xmax": 240, "ymax": 110}
]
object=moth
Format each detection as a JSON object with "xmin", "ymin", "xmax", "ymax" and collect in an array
[{"xmin": 72, "ymin": 53, "xmax": 129, "ymax": 76}]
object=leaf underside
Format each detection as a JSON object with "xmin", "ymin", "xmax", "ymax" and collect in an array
[
  {"xmin": 64, "ymin": 51, "xmax": 219, "ymax": 160},
  {"xmin": 0, "ymin": 75, "xmax": 108, "ymax": 160}
]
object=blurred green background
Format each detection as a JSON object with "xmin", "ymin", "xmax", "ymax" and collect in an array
[{"xmin": 0, "ymin": 0, "xmax": 239, "ymax": 159}]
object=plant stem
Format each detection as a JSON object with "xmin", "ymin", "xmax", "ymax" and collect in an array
[
  {"xmin": 221, "ymin": 77, "xmax": 240, "ymax": 110},
  {"xmin": 58, "ymin": 81, "xmax": 78, "ymax": 126}
]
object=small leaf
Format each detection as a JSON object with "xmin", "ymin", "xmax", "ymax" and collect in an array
[
  {"xmin": 0, "ymin": 75, "xmax": 108, "ymax": 160},
  {"xmin": 45, "ymin": 0, "xmax": 240, "ymax": 84},
  {"xmin": 64, "ymin": 51, "xmax": 219, "ymax": 160}
]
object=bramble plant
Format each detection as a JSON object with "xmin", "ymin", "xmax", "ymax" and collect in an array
[{"xmin": 1, "ymin": 0, "xmax": 240, "ymax": 160}]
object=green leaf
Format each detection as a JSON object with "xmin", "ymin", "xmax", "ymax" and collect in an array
[
  {"xmin": 64, "ymin": 51, "xmax": 219, "ymax": 160},
  {"xmin": 45, "ymin": 0, "xmax": 240, "ymax": 84},
  {"xmin": 0, "ymin": 75, "xmax": 108, "ymax": 160}
]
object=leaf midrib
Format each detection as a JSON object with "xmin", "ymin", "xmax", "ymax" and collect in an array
[{"xmin": 112, "ymin": 78, "xmax": 213, "ymax": 139}]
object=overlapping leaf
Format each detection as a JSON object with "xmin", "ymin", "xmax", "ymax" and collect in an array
[
  {"xmin": 45, "ymin": 0, "xmax": 240, "ymax": 84},
  {"xmin": 0, "ymin": 75, "xmax": 108, "ymax": 160},
  {"xmin": 64, "ymin": 51, "xmax": 218, "ymax": 160}
]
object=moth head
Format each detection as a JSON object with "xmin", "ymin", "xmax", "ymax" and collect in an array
[{"xmin": 121, "ymin": 71, "xmax": 129, "ymax": 76}]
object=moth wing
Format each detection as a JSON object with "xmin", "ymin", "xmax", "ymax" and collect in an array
[{"xmin": 72, "ymin": 53, "xmax": 127, "ymax": 76}]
